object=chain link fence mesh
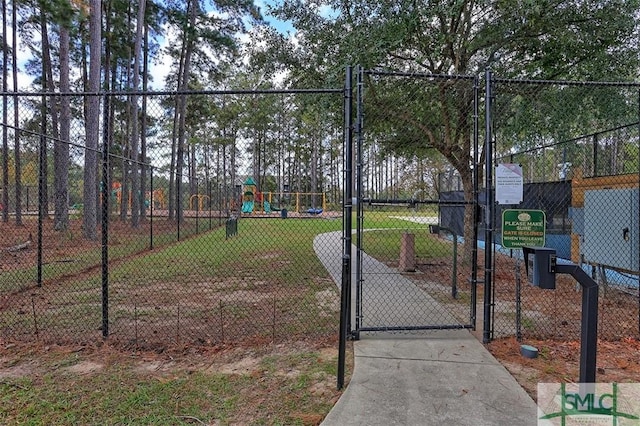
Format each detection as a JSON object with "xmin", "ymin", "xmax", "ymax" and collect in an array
[
  {"xmin": 3, "ymin": 75, "xmax": 639, "ymax": 348},
  {"xmin": 491, "ymin": 80, "xmax": 640, "ymax": 342},
  {"xmin": 1, "ymin": 91, "xmax": 345, "ymax": 349},
  {"xmin": 354, "ymin": 71, "xmax": 478, "ymax": 332}
]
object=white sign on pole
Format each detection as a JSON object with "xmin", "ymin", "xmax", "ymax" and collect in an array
[{"xmin": 496, "ymin": 163, "xmax": 523, "ymax": 205}]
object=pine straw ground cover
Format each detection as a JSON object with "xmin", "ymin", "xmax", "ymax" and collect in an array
[{"xmin": 487, "ymin": 337, "xmax": 640, "ymax": 400}]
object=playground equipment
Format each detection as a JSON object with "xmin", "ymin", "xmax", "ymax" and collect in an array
[
  {"xmin": 257, "ymin": 191, "xmax": 326, "ymax": 214},
  {"xmin": 189, "ymin": 194, "xmax": 211, "ymax": 211},
  {"xmin": 110, "ymin": 181, "xmax": 166, "ymax": 210},
  {"xmin": 239, "ymin": 176, "xmax": 329, "ymax": 216},
  {"xmin": 242, "ymin": 200, "xmax": 254, "ymax": 213},
  {"xmin": 241, "ymin": 177, "xmax": 257, "ymax": 214}
]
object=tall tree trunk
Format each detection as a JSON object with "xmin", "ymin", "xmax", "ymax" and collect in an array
[
  {"xmin": 12, "ymin": 0, "xmax": 21, "ymax": 225},
  {"xmin": 221, "ymin": 140, "xmax": 226, "ymax": 214},
  {"xmin": 168, "ymin": 106, "xmax": 178, "ymax": 220},
  {"xmin": 129, "ymin": 0, "xmax": 146, "ymax": 228},
  {"xmin": 168, "ymin": 42, "xmax": 186, "ymax": 221},
  {"xmin": 311, "ymin": 136, "xmax": 318, "ymax": 208},
  {"xmin": 175, "ymin": 0, "xmax": 197, "ymax": 224},
  {"xmin": 54, "ymin": 23, "xmax": 71, "ymax": 231},
  {"xmin": 230, "ymin": 129, "xmax": 237, "ymax": 211},
  {"xmin": 40, "ymin": 6, "xmax": 60, "ymax": 218},
  {"xmin": 189, "ymin": 144, "xmax": 196, "ymax": 196},
  {"xmin": 260, "ymin": 130, "xmax": 267, "ymax": 190},
  {"xmin": 83, "ymin": 0, "xmax": 101, "ymax": 240},
  {"xmin": 103, "ymin": 0, "xmax": 114, "ymax": 219},
  {"xmin": 120, "ymin": 3, "xmax": 132, "ymax": 222},
  {"xmin": 140, "ymin": 18, "xmax": 149, "ymax": 220}
]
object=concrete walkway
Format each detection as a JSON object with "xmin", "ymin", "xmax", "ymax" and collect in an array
[{"xmin": 313, "ymin": 231, "xmax": 538, "ymax": 426}]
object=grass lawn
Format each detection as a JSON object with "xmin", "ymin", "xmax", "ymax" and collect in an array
[
  {"xmin": 1, "ymin": 209, "xmax": 446, "ymax": 424},
  {"xmin": 1, "ymin": 214, "xmax": 350, "ymax": 425},
  {"xmin": 0, "ymin": 339, "xmax": 348, "ymax": 425}
]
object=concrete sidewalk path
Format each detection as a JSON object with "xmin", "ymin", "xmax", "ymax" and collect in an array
[{"xmin": 313, "ymin": 231, "xmax": 538, "ymax": 426}]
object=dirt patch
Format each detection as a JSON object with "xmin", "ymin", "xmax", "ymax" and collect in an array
[
  {"xmin": 64, "ymin": 360, "xmax": 104, "ymax": 375},
  {"xmin": 0, "ymin": 362, "xmax": 37, "ymax": 379},
  {"xmin": 215, "ymin": 354, "xmax": 262, "ymax": 375}
]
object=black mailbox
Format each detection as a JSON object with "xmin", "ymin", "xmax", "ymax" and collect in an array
[{"xmin": 522, "ymin": 246, "xmax": 557, "ymax": 289}]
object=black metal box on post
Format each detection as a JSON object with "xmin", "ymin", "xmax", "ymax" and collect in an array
[
  {"xmin": 522, "ymin": 246, "xmax": 557, "ymax": 289},
  {"xmin": 522, "ymin": 246, "xmax": 599, "ymax": 384}
]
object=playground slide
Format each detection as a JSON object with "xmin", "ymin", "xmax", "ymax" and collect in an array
[
  {"xmin": 264, "ymin": 200, "xmax": 281, "ymax": 213},
  {"xmin": 241, "ymin": 200, "xmax": 254, "ymax": 213}
]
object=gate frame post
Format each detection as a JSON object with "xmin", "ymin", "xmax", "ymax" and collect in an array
[
  {"xmin": 338, "ymin": 65, "xmax": 354, "ymax": 390},
  {"xmin": 471, "ymin": 75, "xmax": 480, "ymax": 329},
  {"xmin": 354, "ymin": 65, "xmax": 365, "ymax": 340},
  {"xmin": 483, "ymin": 68, "xmax": 494, "ymax": 343}
]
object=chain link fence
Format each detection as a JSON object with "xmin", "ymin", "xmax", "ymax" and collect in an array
[
  {"xmin": 490, "ymin": 79, "xmax": 640, "ymax": 342},
  {"xmin": 353, "ymin": 70, "xmax": 479, "ymax": 334},
  {"xmin": 3, "ymin": 74, "xmax": 639, "ymax": 349},
  {"xmin": 1, "ymin": 90, "xmax": 345, "ymax": 350}
]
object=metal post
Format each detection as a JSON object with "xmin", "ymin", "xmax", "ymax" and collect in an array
[
  {"xmin": 556, "ymin": 264, "xmax": 598, "ymax": 383},
  {"xmin": 482, "ymin": 68, "xmax": 494, "ymax": 343},
  {"xmin": 338, "ymin": 65, "xmax": 353, "ymax": 390},
  {"xmin": 515, "ymin": 258, "xmax": 522, "ymax": 341},
  {"xmin": 150, "ymin": 169, "xmax": 154, "ymax": 250},
  {"xmin": 195, "ymin": 178, "xmax": 199, "ymax": 234},
  {"xmin": 592, "ymin": 134, "xmax": 598, "ymax": 177},
  {"xmin": 354, "ymin": 65, "xmax": 364, "ymax": 339},
  {"xmin": 101, "ymin": 94, "xmax": 110, "ymax": 338},
  {"xmin": 37, "ymin": 91, "xmax": 46, "ymax": 288},
  {"xmin": 177, "ymin": 180, "xmax": 181, "ymax": 241},
  {"xmin": 471, "ymin": 76, "xmax": 479, "ymax": 328},
  {"xmin": 452, "ymin": 232, "xmax": 458, "ymax": 298},
  {"xmin": 218, "ymin": 183, "xmax": 222, "ymax": 227}
]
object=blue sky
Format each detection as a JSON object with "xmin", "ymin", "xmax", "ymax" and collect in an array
[{"xmin": 257, "ymin": 0, "xmax": 296, "ymax": 34}]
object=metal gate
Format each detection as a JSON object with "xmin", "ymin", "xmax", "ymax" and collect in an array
[{"xmin": 349, "ymin": 67, "xmax": 480, "ymax": 335}]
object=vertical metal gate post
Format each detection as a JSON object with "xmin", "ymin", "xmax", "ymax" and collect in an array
[
  {"xmin": 482, "ymin": 69, "xmax": 494, "ymax": 343},
  {"xmin": 354, "ymin": 66, "xmax": 365, "ymax": 339},
  {"xmin": 471, "ymin": 76, "xmax": 480, "ymax": 329},
  {"xmin": 195, "ymin": 177, "xmax": 199, "ymax": 234},
  {"xmin": 338, "ymin": 65, "xmax": 353, "ymax": 390},
  {"xmin": 101, "ymin": 94, "xmax": 110, "ymax": 339},
  {"xmin": 37, "ymin": 91, "xmax": 46, "ymax": 288},
  {"xmin": 150, "ymin": 168, "xmax": 154, "ymax": 250},
  {"xmin": 638, "ymin": 89, "xmax": 640, "ymax": 337}
]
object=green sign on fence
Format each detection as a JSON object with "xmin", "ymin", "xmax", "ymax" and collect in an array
[{"xmin": 501, "ymin": 209, "xmax": 546, "ymax": 249}]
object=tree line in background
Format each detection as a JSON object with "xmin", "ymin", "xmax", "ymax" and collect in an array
[
  {"xmin": 263, "ymin": 0, "xmax": 640, "ymax": 258},
  {"xmin": 0, "ymin": 0, "xmax": 345, "ymax": 239},
  {"xmin": 2, "ymin": 0, "xmax": 640, "ymax": 244}
]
